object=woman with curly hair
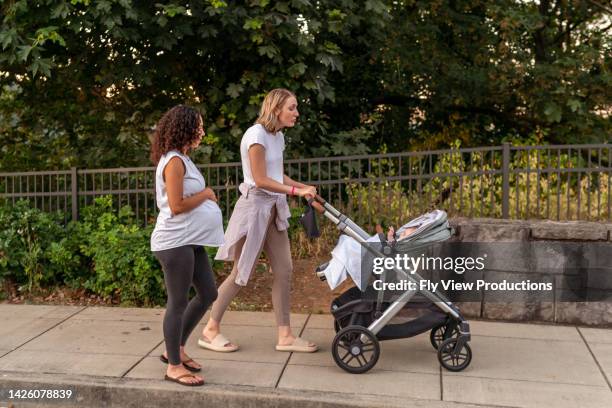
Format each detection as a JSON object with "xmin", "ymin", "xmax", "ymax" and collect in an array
[
  {"xmin": 150, "ymin": 105, "xmax": 224, "ymax": 386},
  {"xmin": 199, "ymin": 89, "xmax": 318, "ymax": 354}
]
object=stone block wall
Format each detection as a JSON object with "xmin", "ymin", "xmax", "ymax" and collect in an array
[{"xmin": 449, "ymin": 218, "xmax": 612, "ymax": 327}]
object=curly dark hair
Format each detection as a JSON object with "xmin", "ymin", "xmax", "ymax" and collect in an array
[{"xmin": 150, "ymin": 105, "xmax": 202, "ymax": 165}]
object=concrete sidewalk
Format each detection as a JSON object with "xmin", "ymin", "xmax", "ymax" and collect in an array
[{"xmin": 0, "ymin": 305, "xmax": 611, "ymax": 408}]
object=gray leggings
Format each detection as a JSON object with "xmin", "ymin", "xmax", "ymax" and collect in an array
[{"xmin": 154, "ymin": 245, "xmax": 218, "ymax": 365}]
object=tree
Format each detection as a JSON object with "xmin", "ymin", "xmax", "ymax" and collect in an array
[
  {"xmin": 0, "ymin": 0, "xmax": 389, "ymax": 170},
  {"xmin": 362, "ymin": 0, "xmax": 611, "ymax": 150},
  {"xmin": 0, "ymin": 0, "xmax": 609, "ymax": 171}
]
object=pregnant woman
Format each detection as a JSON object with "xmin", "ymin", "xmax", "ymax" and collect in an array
[
  {"xmin": 150, "ymin": 105, "xmax": 224, "ymax": 386},
  {"xmin": 199, "ymin": 88, "xmax": 318, "ymax": 353}
]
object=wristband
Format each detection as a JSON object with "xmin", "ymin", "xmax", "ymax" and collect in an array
[{"xmin": 291, "ymin": 186, "xmax": 296, "ymax": 196}]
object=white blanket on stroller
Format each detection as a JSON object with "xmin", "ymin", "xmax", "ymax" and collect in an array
[
  {"xmin": 322, "ymin": 234, "xmax": 379, "ymax": 290},
  {"xmin": 322, "ymin": 210, "xmax": 447, "ymax": 290}
]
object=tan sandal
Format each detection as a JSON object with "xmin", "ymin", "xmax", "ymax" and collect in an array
[
  {"xmin": 275, "ymin": 337, "xmax": 318, "ymax": 353},
  {"xmin": 197, "ymin": 333, "xmax": 239, "ymax": 352}
]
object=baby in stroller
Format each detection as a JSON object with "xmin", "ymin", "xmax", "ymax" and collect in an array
[{"xmin": 384, "ymin": 225, "xmax": 417, "ymax": 242}]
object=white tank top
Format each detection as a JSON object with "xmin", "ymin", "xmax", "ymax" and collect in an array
[{"xmin": 150, "ymin": 151, "xmax": 225, "ymax": 251}]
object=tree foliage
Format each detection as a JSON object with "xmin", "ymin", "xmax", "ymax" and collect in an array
[
  {"xmin": 355, "ymin": 0, "xmax": 611, "ymax": 151},
  {"xmin": 0, "ymin": 0, "xmax": 609, "ymax": 171}
]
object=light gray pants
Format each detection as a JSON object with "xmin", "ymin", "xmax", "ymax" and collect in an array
[
  {"xmin": 211, "ymin": 206, "xmax": 293, "ymax": 326},
  {"xmin": 154, "ymin": 245, "xmax": 218, "ymax": 365}
]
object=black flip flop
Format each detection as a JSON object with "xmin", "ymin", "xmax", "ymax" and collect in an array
[
  {"xmin": 159, "ymin": 354, "xmax": 201, "ymax": 372},
  {"xmin": 164, "ymin": 373, "xmax": 204, "ymax": 387}
]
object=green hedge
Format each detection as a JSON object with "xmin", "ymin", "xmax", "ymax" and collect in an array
[
  {"xmin": 0, "ymin": 196, "xmax": 324, "ymax": 305},
  {"xmin": 0, "ymin": 196, "xmax": 165, "ymax": 306}
]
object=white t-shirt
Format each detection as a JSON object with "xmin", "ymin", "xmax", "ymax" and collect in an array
[
  {"xmin": 151, "ymin": 151, "xmax": 225, "ymax": 251},
  {"xmin": 240, "ymin": 123, "xmax": 285, "ymax": 195}
]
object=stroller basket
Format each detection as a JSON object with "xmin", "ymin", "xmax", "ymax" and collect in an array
[
  {"xmin": 331, "ymin": 286, "xmax": 448, "ymax": 341},
  {"xmin": 305, "ymin": 195, "xmax": 472, "ymax": 374}
]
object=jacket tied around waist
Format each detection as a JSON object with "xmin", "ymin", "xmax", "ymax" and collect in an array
[{"xmin": 214, "ymin": 183, "xmax": 291, "ymax": 286}]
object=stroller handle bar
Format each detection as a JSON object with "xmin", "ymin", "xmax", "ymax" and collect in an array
[
  {"xmin": 304, "ymin": 194, "xmax": 371, "ymax": 239},
  {"xmin": 304, "ymin": 194, "xmax": 326, "ymax": 214}
]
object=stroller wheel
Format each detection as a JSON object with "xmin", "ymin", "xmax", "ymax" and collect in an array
[
  {"xmin": 437, "ymin": 337, "xmax": 472, "ymax": 372},
  {"xmin": 430, "ymin": 323, "xmax": 459, "ymax": 350},
  {"xmin": 332, "ymin": 326, "xmax": 380, "ymax": 374}
]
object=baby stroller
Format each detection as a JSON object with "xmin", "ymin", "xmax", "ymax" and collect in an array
[{"xmin": 305, "ymin": 195, "xmax": 472, "ymax": 374}]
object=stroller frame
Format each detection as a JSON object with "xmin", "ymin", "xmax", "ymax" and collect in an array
[{"xmin": 308, "ymin": 195, "xmax": 472, "ymax": 374}]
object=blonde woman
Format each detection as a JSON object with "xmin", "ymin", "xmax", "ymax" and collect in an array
[{"xmin": 199, "ymin": 89, "xmax": 318, "ymax": 353}]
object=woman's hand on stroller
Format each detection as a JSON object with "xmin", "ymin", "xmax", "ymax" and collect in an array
[
  {"xmin": 299, "ymin": 186, "xmax": 326, "ymax": 214},
  {"xmin": 296, "ymin": 185, "xmax": 317, "ymax": 198}
]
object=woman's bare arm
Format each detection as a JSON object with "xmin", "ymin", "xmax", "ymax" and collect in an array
[
  {"xmin": 248, "ymin": 145, "xmax": 316, "ymax": 197},
  {"xmin": 283, "ymin": 174, "xmax": 309, "ymax": 189}
]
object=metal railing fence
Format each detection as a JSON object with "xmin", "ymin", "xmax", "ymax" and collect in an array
[{"xmin": 1, "ymin": 143, "xmax": 611, "ymax": 227}]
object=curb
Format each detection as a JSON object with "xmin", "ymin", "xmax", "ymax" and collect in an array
[{"xmin": 0, "ymin": 371, "xmax": 487, "ymax": 408}]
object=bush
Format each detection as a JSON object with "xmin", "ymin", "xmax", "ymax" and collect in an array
[
  {"xmin": 77, "ymin": 196, "xmax": 164, "ymax": 306},
  {"xmin": 0, "ymin": 199, "xmax": 66, "ymax": 291},
  {"xmin": 46, "ymin": 221, "xmax": 89, "ymax": 287},
  {"xmin": 0, "ymin": 196, "xmax": 167, "ymax": 306}
]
